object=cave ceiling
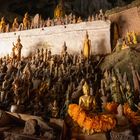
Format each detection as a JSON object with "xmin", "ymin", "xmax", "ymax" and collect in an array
[{"xmin": 0, "ymin": 0, "xmax": 135, "ymax": 23}]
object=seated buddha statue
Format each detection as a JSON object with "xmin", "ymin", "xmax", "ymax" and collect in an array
[{"xmin": 79, "ymin": 81, "xmax": 96, "ymax": 111}]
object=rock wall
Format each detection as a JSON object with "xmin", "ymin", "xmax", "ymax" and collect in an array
[
  {"xmin": 0, "ymin": 21, "xmax": 111, "ymax": 57},
  {"xmin": 109, "ymin": 6, "xmax": 140, "ymax": 37}
]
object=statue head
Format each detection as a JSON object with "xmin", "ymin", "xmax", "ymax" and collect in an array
[{"xmin": 83, "ymin": 81, "xmax": 90, "ymax": 96}]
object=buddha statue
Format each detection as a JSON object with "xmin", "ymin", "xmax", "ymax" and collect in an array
[
  {"xmin": 126, "ymin": 32, "xmax": 132, "ymax": 45},
  {"xmin": 79, "ymin": 81, "xmax": 95, "ymax": 111},
  {"xmin": 77, "ymin": 17, "xmax": 82, "ymax": 23},
  {"xmin": 131, "ymin": 31, "xmax": 137, "ymax": 45},
  {"xmin": 12, "ymin": 36, "xmax": 23, "ymax": 61},
  {"xmin": 23, "ymin": 12, "xmax": 30, "ymax": 30},
  {"xmin": 83, "ymin": 31, "xmax": 91, "ymax": 60},
  {"xmin": 0, "ymin": 17, "xmax": 6, "ymax": 32},
  {"xmin": 12, "ymin": 17, "xmax": 19, "ymax": 31},
  {"xmin": 51, "ymin": 100, "xmax": 59, "ymax": 118},
  {"xmin": 110, "ymin": 75, "xmax": 124, "ymax": 104},
  {"xmin": 125, "ymin": 81, "xmax": 135, "ymax": 110},
  {"xmin": 54, "ymin": 4, "xmax": 63, "ymax": 18},
  {"xmin": 121, "ymin": 39, "xmax": 129, "ymax": 50}
]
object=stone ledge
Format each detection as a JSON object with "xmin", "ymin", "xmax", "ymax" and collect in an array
[{"xmin": 71, "ymin": 132, "xmax": 107, "ymax": 140}]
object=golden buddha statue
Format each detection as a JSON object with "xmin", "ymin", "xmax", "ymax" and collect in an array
[
  {"xmin": 0, "ymin": 17, "xmax": 6, "ymax": 32},
  {"xmin": 126, "ymin": 32, "xmax": 132, "ymax": 44},
  {"xmin": 12, "ymin": 36, "xmax": 23, "ymax": 60},
  {"xmin": 12, "ymin": 17, "xmax": 19, "ymax": 31},
  {"xmin": 131, "ymin": 31, "xmax": 137, "ymax": 45},
  {"xmin": 79, "ymin": 82, "xmax": 95, "ymax": 111},
  {"xmin": 54, "ymin": 3, "xmax": 63, "ymax": 18},
  {"xmin": 23, "ymin": 12, "xmax": 30, "ymax": 30},
  {"xmin": 83, "ymin": 31, "xmax": 91, "ymax": 60}
]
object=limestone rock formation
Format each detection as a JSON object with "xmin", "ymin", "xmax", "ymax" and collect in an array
[{"xmin": 100, "ymin": 46, "xmax": 140, "ymax": 80}]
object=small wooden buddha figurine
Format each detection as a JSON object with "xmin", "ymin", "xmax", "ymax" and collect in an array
[
  {"xmin": 12, "ymin": 17, "xmax": 19, "ymax": 31},
  {"xmin": 51, "ymin": 100, "xmax": 59, "ymax": 118}
]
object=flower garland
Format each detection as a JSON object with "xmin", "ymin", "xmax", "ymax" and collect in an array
[
  {"xmin": 123, "ymin": 103, "xmax": 140, "ymax": 125},
  {"xmin": 104, "ymin": 102, "xmax": 118, "ymax": 114},
  {"xmin": 68, "ymin": 104, "xmax": 116, "ymax": 134}
]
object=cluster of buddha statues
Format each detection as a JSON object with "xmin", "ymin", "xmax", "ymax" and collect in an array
[
  {"xmin": 0, "ymin": 9, "xmax": 107, "ymax": 33},
  {"xmin": 116, "ymin": 31, "xmax": 138, "ymax": 51},
  {"xmin": 100, "ymin": 68, "xmax": 140, "ymax": 110},
  {"xmin": 0, "ymin": 31, "xmax": 139, "ymax": 139},
  {"xmin": 0, "ymin": 32, "xmax": 96, "ymax": 118}
]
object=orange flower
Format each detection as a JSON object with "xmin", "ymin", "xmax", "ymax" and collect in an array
[
  {"xmin": 77, "ymin": 111, "xmax": 86, "ymax": 127},
  {"xmin": 68, "ymin": 104, "xmax": 116, "ymax": 134},
  {"xmin": 84, "ymin": 117, "xmax": 93, "ymax": 131},
  {"xmin": 105, "ymin": 102, "xmax": 118, "ymax": 114},
  {"xmin": 123, "ymin": 103, "xmax": 140, "ymax": 125}
]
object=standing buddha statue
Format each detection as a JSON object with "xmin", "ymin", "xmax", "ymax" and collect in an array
[
  {"xmin": 54, "ymin": 0, "xmax": 64, "ymax": 18},
  {"xmin": 23, "ymin": 12, "xmax": 30, "ymax": 30},
  {"xmin": 83, "ymin": 31, "xmax": 91, "ymax": 60},
  {"xmin": 110, "ymin": 75, "xmax": 124, "ymax": 104},
  {"xmin": 12, "ymin": 36, "xmax": 23, "ymax": 61},
  {"xmin": 0, "ymin": 17, "xmax": 6, "ymax": 32}
]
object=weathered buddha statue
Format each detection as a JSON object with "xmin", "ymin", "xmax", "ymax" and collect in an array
[
  {"xmin": 110, "ymin": 75, "xmax": 124, "ymax": 104},
  {"xmin": 51, "ymin": 100, "xmax": 59, "ymax": 118},
  {"xmin": 23, "ymin": 12, "xmax": 30, "ymax": 30},
  {"xmin": 83, "ymin": 31, "xmax": 91, "ymax": 60},
  {"xmin": 12, "ymin": 36, "xmax": 23, "ymax": 61},
  {"xmin": 125, "ymin": 81, "xmax": 135, "ymax": 110},
  {"xmin": 12, "ymin": 17, "xmax": 19, "ymax": 31},
  {"xmin": 0, "ymin": 17, "xmax": 6, "ymax": 32},
  {"xmin": 79, "ymin": 81, "xmax": 96, "ymax": 111}
]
